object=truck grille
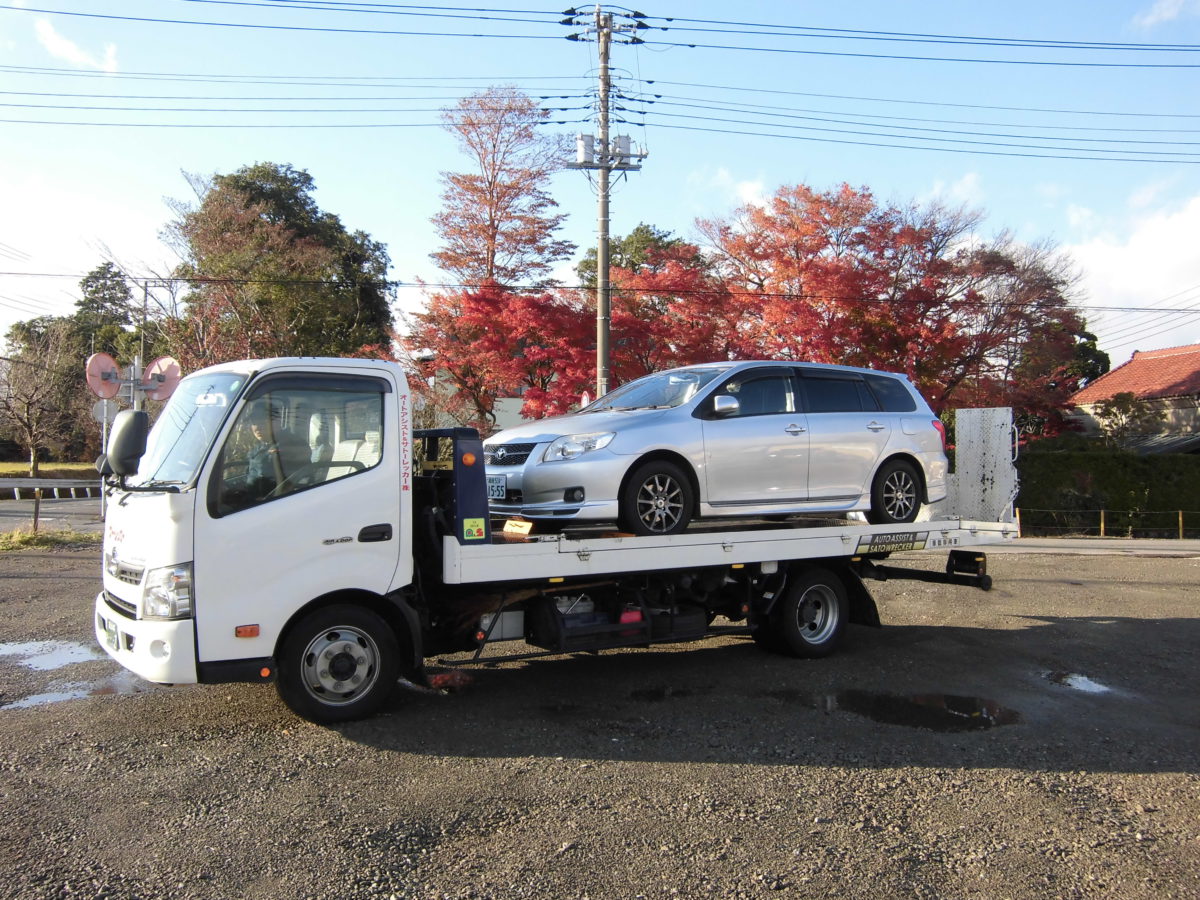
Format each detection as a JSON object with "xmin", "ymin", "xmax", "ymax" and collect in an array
[
  {"xmin": 485, "ymin": 442, "xmax": 536, "ymax": 466},
  {"xmin": 105, "ymin": 550, "xmax": 144, "ymax": 586},
  {"xmin": 104, "ymin": 590, "xmax": 137, "ymax": 619}
]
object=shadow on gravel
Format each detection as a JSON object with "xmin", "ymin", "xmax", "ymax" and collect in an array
[{"xmin": 337, "ymin": 614, "xmax": 1200, "ymax": 775}]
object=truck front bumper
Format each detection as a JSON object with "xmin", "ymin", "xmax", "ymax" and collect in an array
[{"xmin": 94, "ymin": 592, "xmax": 198, "ymax": 685}]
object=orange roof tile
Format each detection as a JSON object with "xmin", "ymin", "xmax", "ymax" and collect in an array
[{"xmin": 1072, "ymin": 342, "xmax": 1200, "ymax": 404}]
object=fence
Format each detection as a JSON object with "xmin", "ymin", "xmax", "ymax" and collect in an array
[{"xmin": 1016, "ymin": 508, "xmax": 1200, "ymax": 539}]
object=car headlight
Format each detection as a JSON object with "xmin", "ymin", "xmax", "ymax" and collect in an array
[
  {"xmin": 142, "ymin": 563, "xmax": 194, "ymax": 620},
  {"xmin": 542, "ymin": 432, "xmax": 615, "ymax": 462}
]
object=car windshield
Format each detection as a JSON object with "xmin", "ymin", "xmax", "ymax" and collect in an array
[
  {"xmin": 586, "ymin": 366, "xmax": 731, "ymax": 412},
  {"xmin": 128, "ymin": 372, "xmax": 247, "ymax": 487}
]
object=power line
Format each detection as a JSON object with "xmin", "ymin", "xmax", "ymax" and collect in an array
[
  {"xmin": 644, "ymin": 79, "xmax": 1200, "ymax": 120},
  {"xmin": 625, "ymin": 120, "xmax": 1200, "ymax": 165},
  {"xmin": 634, "ymin": 13, "xmax": 1200, "ymax": 52},
  {"xmin": 629, "ymin": 91, "xmax": 1200, "ymax": 136},
  {"xmin": 6, "ymin": 5, "xmax": 566, "ymax": 39},
  {"xmin": 638, "ymin": 38, "xmax": 1200, "ymax": 69}
]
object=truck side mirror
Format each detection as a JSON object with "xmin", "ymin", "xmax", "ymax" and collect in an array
[{"xmin": 103, "ymin": 409, "xmax": 150, "ymax": 476}]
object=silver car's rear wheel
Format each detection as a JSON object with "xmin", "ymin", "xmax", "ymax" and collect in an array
[
  {"xmin": 867, "ymin": 458, "xmax": 921, "ymax": 525},
  {"xmin": 619, "ymin": 461, "xmax": 694, "ymax": 536}
]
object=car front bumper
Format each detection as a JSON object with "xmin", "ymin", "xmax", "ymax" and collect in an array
[{"xmin": 486, "ymin": 447, "xmax": 629, "ymax": 521}]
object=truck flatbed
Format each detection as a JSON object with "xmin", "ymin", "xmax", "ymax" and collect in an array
[{"xmin": 442, "ymin": 518, "xmax": 1017, "ymax": 584}]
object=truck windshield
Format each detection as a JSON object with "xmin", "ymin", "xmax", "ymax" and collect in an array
[
  {"xmin": 128, "ymin": 372, "xmax": 247, "ymax": 488},
  {"xmin": 586, "ymin": 366, "xmax": 731, "ymax": 412}
]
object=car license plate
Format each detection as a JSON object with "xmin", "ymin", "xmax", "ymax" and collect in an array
[
  {"xmin": 103, "ymin": 617, "xmax": 119, "ymax": 651},
  {"xmin": 486, "ymin": 474, "xmax": 507, "ymax": 501}
]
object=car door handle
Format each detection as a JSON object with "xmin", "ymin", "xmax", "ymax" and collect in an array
[
  {"xmin": 784, "ymin": 424, "xmax": 807, "ymax": 435},
  {"xmin": 866, "ymin": 422, "xmax": 887, "ymax": 432},
  {"xmin": 358, "ymin": 524, "xmax": 393, "ymax": 543}
]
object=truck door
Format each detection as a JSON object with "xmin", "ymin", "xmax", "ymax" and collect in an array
[{"xmin": 192, "ymin": 371, "xmax": 403, "ymax": 668}]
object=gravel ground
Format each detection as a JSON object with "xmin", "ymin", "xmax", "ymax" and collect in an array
[{"xmin": 0, "ymin": 547, "xmax": 1197, "ymax": 899}]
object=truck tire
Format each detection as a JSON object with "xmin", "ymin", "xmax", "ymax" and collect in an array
[
  {"xmin": 775, "ymin": 568, "xmax": 847, "ymax": 658},
  {"xmin": 866, "ymin": 458, "xmax": 921, "ymax": 525},
  {"xmin": 276, "ymin": 604, "xmax": 399, "ymax": 724},
  {"xmin": 618, "ymin": 460, "xmax": 694, "ymax": 536}
]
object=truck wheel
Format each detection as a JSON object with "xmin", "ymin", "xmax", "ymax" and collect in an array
[
  {"xmin": 776, "ymin": 568, "xmax": 847, "ymax": 658},
  {"xmin": 618, "ymin": 460, "xmax": 694, "ymax": 536},
  {"xmin": 866, "ymin": 458, "xmax": 921, "ymax": 525},
  {"xmin": 276, "ymin": 604, "xmax": 399, "ymax": 724}
]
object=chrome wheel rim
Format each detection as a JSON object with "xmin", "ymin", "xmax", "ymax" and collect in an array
[
  {"xmin": 794, "ymin": 584, "xmax": 839, "ymax": 644},
  {"xmin": 300, "ymin": 626, "xmax": 380, "ymax": 706},
  {"xmin": 635, "ymin": 472, "xmax": 685, "ymax": 533},
  {"xmin": 882, "ymin": 469, "xmax": 918, "ymax": 521}
]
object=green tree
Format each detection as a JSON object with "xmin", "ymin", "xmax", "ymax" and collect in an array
[
  {"xmin": 574, "ymin": 223, "xmax": 703, "ymax": 289},
  {"xmin": 164, "ymin": 163, "xmax": 394, "ymax": 369},
  {"xmin": 74, "ymin": 261, "xmax": 140, "ymax": 359}
]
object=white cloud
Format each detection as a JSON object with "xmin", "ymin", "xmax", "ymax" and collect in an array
[
  {"xmin": 34, "ymin": 19, "xmax": 118, "ymax": 72},
  {"xmin": 1132, "ymin": 0, "xmax": 1200, "ymax": 27},
  {"xmin": 1127, "ymin": 178, "xmax": 1177, "ymax": 210},
  {"xmin": 922, "ymin": 172, "xmax": 985, "ymax": 208},
  {"xmin": 690, "ymin": 166, "xmax": 767, "ymax": 209},
  {"xmin": 1066, "ymin": 194, "xmax": 1200, "ymax": 358},
  {"xmin": 1066, "ymin": 204, "xmax": 1097, "ymax": 230}
]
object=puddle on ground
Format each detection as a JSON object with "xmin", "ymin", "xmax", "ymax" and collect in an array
[
  {"xmin": 0, "ymin": 640, "xmax": 101, "ymax": 671},
  {"xmin": 1047, "ymin": 671, "xmax": 1111, "ymax": 693},
  {"xmin": 759, "ymin": 688, "xmax": 1019, "ymax": 732},
  {"xmin": 0, "ymin": 671, "xmax": 151, "ymax": 710}
]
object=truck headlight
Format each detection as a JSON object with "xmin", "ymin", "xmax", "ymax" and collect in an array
[
  {"xmin": 142, "ymin": 563, "xmax": 194, "ymax": 620},
  {"xmin": 543, "ymin": 432, "xmax": 615, "ymax": 462}
]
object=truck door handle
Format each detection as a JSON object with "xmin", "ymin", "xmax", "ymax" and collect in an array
[
  {"xmin": 866, "ymin": 422, "xmax": 886, "ymax": 432},
  {"xmin": 784, "ymin": 424, "xmax": 806, "ymax": 435},
  {"xmin": 358, "ymin": 524, "xmax": 393, "ymax": 543}
]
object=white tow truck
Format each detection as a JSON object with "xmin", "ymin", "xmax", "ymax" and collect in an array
[{"xmin": 93, "ymin": 357, "xmax": 1018, "ymax": 723}]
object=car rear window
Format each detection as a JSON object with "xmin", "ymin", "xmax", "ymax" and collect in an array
[
  {"xmin": 804, "ymin": 376, "xmax": 877, "ymax": 413},
  {"xmin": 864, "ymin": 373, "xmax": 918, "ymax": 412}
]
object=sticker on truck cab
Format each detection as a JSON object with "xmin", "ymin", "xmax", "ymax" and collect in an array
[{"xmin": 463, "ymin": 518, "xmax": 486, "ymax": 541}]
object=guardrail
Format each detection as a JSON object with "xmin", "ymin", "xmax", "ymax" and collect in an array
[
  {"xmin": 0, "ymin": 478, "xmax": 103, "ymax": 500},
  {"xmin": 1016, "ymin": 508, "xmax": 1198, "ymax": 540}
]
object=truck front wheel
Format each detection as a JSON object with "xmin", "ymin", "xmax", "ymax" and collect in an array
[{"xmin": 277, "ymin": 604, "xmax": 399, "ymax": 723}]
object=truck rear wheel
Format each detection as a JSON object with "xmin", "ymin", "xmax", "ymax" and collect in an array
[
  {"xmin": 775, "ymin": 568, "xmax": 847, "ymax": 658},
  {"xmin": 277, "ymin": 604, "xmax": 399, "ymax": 723}
]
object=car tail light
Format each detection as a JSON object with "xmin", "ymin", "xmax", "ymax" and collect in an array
[{"xmin": 932, "ymin": 418, "xmax": 948, "ymax": 453}]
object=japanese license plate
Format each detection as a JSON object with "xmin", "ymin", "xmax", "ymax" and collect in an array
[
  {"xmin": 486, "ymin": 474, "xmax": 507, "ymax": 501},
  {"xmin": 103, "ymin": 617, "xmax": 119, "ymax": 651}
]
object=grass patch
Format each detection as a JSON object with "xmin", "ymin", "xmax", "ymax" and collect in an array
[
  {"xmin": 0, "ymin": 527, "xmax": 102, "ymax": 551},
  {"xmin": 0, "ymin": 462, "xmax": 98, "ymax": 479}
]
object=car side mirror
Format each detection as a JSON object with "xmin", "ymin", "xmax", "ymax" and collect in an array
[{"xmin": 711, "ymin": 395, "xmax": 740, "ymax": 418}]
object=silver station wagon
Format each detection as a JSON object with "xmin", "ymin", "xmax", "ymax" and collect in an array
[{"xmin": 484, "ymin": 361, "xmax": 948, "ymax": 535}]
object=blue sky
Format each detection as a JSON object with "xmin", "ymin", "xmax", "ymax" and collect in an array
[{"xmin": 2, "ymin": 0, "xmax": 1199, "ymax": 366}]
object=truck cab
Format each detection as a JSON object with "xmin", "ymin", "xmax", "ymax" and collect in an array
[{"xmin": 96, "ymin": 358, "xmax": 418, "ymax": 712}]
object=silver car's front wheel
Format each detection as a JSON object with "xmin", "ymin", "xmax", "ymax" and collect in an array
[{"xmin": 619, "ymin": 461, "xmax": 694, "ymax": 536}]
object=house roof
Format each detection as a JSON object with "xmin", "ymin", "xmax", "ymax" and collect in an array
[{"xmin": 1072, "ymin": 342, "xmax": 1200, "ymax": 405}]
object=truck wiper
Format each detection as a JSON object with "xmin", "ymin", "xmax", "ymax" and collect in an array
[{"xmin": 104, "ymin": 477, "xmax": 183, "ymax": 494}]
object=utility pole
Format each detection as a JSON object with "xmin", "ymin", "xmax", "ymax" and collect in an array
[{"xmin": 564, "ymin": 5, "xmax": 648, "ymax": 399}]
